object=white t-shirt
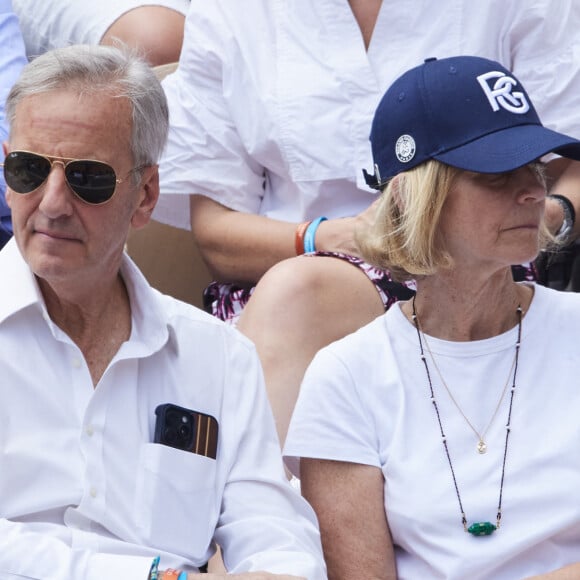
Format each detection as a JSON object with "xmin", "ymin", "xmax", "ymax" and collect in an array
[
  {"xmin": 285, "ymin": 283, "xmax": 580, "ymax": 579},
  {"xmin": 156, "ymin": 0, "xmax": 580, "ymax": 229}
]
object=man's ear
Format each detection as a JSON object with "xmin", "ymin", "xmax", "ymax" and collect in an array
[{"xmin": 131, "ymin": 165, "xmax": 160, "ymax": 230}]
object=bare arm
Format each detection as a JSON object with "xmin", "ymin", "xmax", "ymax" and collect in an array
[
  {"xmin": 523, "ymin": 563, "xmax": 580, "ymax": 580},
  {"xmin": 190, "ymin": 195, "xmax": 380, "ymax": 283},
  {"xmin": 190, "ymin": 195, "xmax": 296, "ymax": 283},
  {"xmin": 300, "ymin": 458, "xmax": 397, "ymax": 580}
]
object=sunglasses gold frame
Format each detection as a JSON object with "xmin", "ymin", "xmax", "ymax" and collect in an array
[{"xmin": 1, "ymin": 150, "xmax": 143, "ymax": 205}]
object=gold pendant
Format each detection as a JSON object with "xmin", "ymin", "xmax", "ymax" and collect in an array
[{"xmin": 477, "ymin": 440, "xmax": 487, "ymax": 454}]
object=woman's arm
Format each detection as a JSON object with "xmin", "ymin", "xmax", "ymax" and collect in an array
[
  {"xmin": 190, "ymin": 195, "xmax": 296, "ymax": 283},
  {"xmin": 190, "ymin": 195, "xmax": 380, "ymax": 284},
  {"xmin": 545, "ymin": 159, "xmax": 580, "ymax": 239},
  {"xmin": 524, "ymin": 562, "xmax": 580, "ymax": 579},
  {"xmin": 300, "ymin": 458, "xmax": 397, "ymax": 580}
]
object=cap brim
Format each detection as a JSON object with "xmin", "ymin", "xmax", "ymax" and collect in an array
[{"xmin": 434, "ymin": 124, "xmax": 580, "ymax": 173}]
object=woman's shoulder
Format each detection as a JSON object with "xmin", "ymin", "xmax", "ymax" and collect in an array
[
  {"xmin": 530, "ymin": 282, "xmax": 580, "ymax": 307},
  {"xmin": 321, "ymin": 305, "xmax": 407, "ymax": 366},
  {"xmin": 525, "ymin": 282, "xmax": 580, "ymax": 329}
]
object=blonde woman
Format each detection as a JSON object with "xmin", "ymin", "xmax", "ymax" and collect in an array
[{"xmin": 285, "ymin": 56, "xmax": 580, "ymax": 579}]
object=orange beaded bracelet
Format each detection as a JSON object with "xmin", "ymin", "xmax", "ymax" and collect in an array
[{"xmin": 294, "ymin": 220, "xmax": 311, "ymax": 255}]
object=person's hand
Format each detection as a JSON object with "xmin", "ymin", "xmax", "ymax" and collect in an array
[
  {"xmin": 173, "ymin": 573, "xmax": 305, "ymax": 580},
  {"xmin": 204, "ymin": 574, "xmax": 305, "ymax": 579},
  {"xmin": 315, "ymin": 198, "xmax": 382, "ymax": 257}
]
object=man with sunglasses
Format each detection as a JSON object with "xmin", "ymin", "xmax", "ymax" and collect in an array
[{"xmin": 0, "ymin": 44, "xmax": 325, "ymax": 579}]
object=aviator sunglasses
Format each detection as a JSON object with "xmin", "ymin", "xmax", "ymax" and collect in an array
[{"xmin": 1, "ymin": 150, "xmax": 142, "ymax": 205}]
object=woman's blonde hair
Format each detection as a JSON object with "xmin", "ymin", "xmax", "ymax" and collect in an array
[{"xmin": 357, "ymin": 160, "xmax": 554, "ymax": 281}]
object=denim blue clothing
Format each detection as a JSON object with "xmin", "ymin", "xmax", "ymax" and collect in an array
[{"xmin": 0, "ymin": 0, "xmax": 27, "ymax": 247}]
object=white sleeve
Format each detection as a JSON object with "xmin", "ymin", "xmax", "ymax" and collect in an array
[
  {"xmin": 509, "ymin": 0, "xmax": 580, "ymax": 138},
  {"xmin": 155, "ymin": 2, "xmax": 267, "ymax": 229},
  {"xmin": 213, "ymin": 333, "xmax": 326, "ymax": 580},
  {"xmin": 284, "ymin": 347, "xmax": 381, "ymax": 478},
  {"xmin": 0, "ymin": 519, "xmax": 152, "ymax": 580}
]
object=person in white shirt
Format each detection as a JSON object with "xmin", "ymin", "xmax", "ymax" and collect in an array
[
  {"xmin": 155, "ymin": 0, "xmax": 580, "ymax": 448},
  {"xmin": 0, "ymin": 44, "xmax": 325, "ymax": 580},
  {"xmin": 12, "ymin": 0, "xmax": 189, "ymax": 66},
  {"xmin": 284, "ymin": 55, "xmax": 580, "ymax": 579}
]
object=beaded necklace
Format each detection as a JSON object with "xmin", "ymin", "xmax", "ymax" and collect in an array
[
  {"xmin": 420, "ymin": 328, "xmax": 517, "ymax": 455},
  {"xmin": 411, "ymin": 296, "xmax": 522, "ymax": 536}
]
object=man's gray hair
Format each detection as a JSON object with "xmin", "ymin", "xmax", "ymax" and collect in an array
[{"xmin": 5, "ymin": 44, "xmax": 169, "ymax": 167}]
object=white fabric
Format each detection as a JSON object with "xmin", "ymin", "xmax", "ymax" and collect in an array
[
  {"xmin": 285, "ymin": 283, "xmax": 580, "ymax": 579},
  {"xmin": 12, "ymin": 0, "xmax": 190, "ymax": 58},
  {"xmin": 155, "ymin": 0, "xmax": 580, "ymax": 229},
  {"xmin": 0, "ymin": 238, "xmax": 325, "ymax": 580}
]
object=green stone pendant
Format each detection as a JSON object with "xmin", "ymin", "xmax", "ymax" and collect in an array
[{"xmin": 467, "ymin": 522, "xmax": 496, "ymax": 536}]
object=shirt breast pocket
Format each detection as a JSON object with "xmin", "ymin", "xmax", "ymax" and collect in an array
[{"xmin": 134, "ymin": 443, "xmax": 218, "ymax": 556}]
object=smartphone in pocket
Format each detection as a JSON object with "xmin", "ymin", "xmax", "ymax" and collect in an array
[{"xmin": 154, "ymin": 403, "xmax": 218, "ymax": 459}]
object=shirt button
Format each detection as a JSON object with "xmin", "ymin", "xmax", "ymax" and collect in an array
[
  {"xmin": 72, "ymin": 358, "xmax": 82, "ymax": 368},
  {"xmin": 85, "ymin": 426, "xmax": 94, "ymax": 437},
  {"xmin": 89, "ymin": 487, "xmax": 97, "ymax": 498}
]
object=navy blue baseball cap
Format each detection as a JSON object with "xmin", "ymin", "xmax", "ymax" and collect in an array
[{"xmin": 363, "ymin": 55, "xmax": 580, "ymax": 189}]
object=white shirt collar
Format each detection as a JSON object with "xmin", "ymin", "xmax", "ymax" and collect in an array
[{"xmin": 0, "ymin": 237, "xmax": 171, "ymax": 358}]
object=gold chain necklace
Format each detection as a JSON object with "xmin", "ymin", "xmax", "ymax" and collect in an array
[
  {"xmin": 411, "ymin": 296, "xmax": 523, "ymax": 536},
  {"xmin": 419, "ymin": 329, "xmax": 517, "ymax": 454}
]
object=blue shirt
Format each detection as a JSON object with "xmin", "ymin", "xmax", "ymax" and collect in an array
[{"xmin": 0, "ymin": 0, "xmax": 26, "ymax": 247}]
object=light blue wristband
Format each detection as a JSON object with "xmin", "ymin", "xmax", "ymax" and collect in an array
[
  {"xmin": 177, "ymin": 572, "xmax": 187, "ymax": 580},
  {"xmin": 303, "ymin": 216, "xmax": 328, "ymax": 253},
  {"xmin": 148, "ymin": 556, "xmax": 160, "ymax": 580}
]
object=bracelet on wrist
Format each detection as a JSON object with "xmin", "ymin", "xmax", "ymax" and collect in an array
[
  {"xmin": 548, "ymin": 193, "xmax": 575, "ymax": 242},
  {"xmin": 303, "ymin": 216, "xmax": 328, "ymax": 253},
  {"xmin": 148, "ymin": 556, "xmax": 160, "ymax": 580},
  {"xmin": 294, "ymin": 220, "xmax": 311, "ymax": 255}
]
